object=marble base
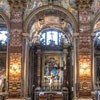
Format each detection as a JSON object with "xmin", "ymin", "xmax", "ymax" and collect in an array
[{"xmin": 7, "ymin": 97, "xmax": 31, "ymax": 100}]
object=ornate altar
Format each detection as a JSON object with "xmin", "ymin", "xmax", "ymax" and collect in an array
[
  {"xmin": 33, "ymin": 29, "xmax": 69, "ymax": 100},
  {"xmin": 34, "ymin": 91, "xmax": 68, "ymax": 100},
  {"xmin": 42, "ymin": 54, "xmax": 64, "ymax": 90}
]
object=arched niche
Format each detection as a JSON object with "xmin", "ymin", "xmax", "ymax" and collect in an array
[
  {"xmin": 0, "ymin": 11, "xmax": 9, "ymax": 93},
  {"xmin": 23, "ymin": 5, "xmax": 77, "ymax": 100},
  {"xmin": 29, "ymin": 27, "xmax": 72, "ymax": 95}
]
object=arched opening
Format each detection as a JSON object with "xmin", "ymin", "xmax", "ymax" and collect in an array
[
  {"xmin": 92, "ymin": 17, "xmax": 100, "ymax": 91},
  {"xmin": 94, "ymin": 30, "xmax": 100, "ymax": 89},
  {"xmin": 0, "ymin": 15, "xmax": 9, "ymax": 93},
  {"xmin": 35, "ymin": 28, "xmax": 69, "ymax": 89},
  {"xmin": 28, "ymin": 28, "xmax": 73, "ymax": 100},
  {"xmin": 23, "ymin": 7, "xmax": 76, "ymax": 100}
]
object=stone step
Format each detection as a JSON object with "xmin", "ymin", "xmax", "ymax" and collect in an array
[
  {"xmin": 7, "ymin": 98, "xmax": 31, "ymax": 100},
  {"xmin": 78, "ymin": 98, "xmax": 92, "ymax": 100}
]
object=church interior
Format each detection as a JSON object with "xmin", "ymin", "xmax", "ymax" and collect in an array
[{"xmin": 0, "ymin": 0, "xmax": 100, "ymax": 100}]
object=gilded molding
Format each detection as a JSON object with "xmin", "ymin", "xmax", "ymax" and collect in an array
[
  {"xmin": 24, "ymin": 5, "xmax": 78, "ymax": 33},
  {"xmin": 77, "ymin": 0, "xmax": 93, "ymax": 9},
  {"xmin": 8, "ymin": 0, "xmax": 26, "ymax": 10}
]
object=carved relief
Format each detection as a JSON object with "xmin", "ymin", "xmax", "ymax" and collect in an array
[
  {"xmin": 8, "ymin": 0, "xmax": 26, "ymax": 10},
  {"xmin": 9, "ymin": 53, "xmax": 21, "ymax": 81},
  {"xmin": 11, "ymin": 11, "xmax": 22, "ymax": 23},
  {"xmin": 91, "ymin": 0, "xmax": 100, "ymax": 13},
  {"xmin": 79, "ymin": 11, "xmax": 92, "ymax": 23},
  {"xmin": 8, "ymin": 0, "xmax": 24, "ymax": 97},
  {"xmin": 30, "ymin": 15, "xmax": 71, "ymax": 44},
  {"xmin": 24, "ymin": 0, "xmax": 77, "ymax": 19},
  {"xmin": 9, "ymin": 53, "xmax": 22, "ymax": 97},
  {"xmin": 94, "ymin": 21, "xmax": 100, "ymax": 32},
  {"xmin": 10, "ymin": 29, "xmax": 22, "ymax": 47},
  {"xmin": 78, "ymin": 8, "xmax": 92, "ymax": 97},
  {"xmin": 77, "ymin": 0, "xmax": 93, "ymax": 9}
]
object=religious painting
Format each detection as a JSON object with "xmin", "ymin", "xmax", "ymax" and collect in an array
[{"xmin": 43, "ymin": 55, "xmax": 63, "ymax": 89}]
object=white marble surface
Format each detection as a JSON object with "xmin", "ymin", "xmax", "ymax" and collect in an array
[{"xmin": 78, "ymin": 98, "xmax": 92, "ymax": 100}]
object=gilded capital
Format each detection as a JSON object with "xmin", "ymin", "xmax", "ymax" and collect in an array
[
  {"xmin": 76, "ymin": 0, "xmax": 93, "ymax": 9},
  {"xmin": 8, "ymin": 0, "xmax": 26, "ymax": 10},
  {"xmin": 73, "ymin": 33, "xmax": 79, "ymax": 38}
]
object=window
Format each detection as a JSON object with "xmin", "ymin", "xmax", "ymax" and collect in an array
[
  {"xmin": 94, "ymin": 31, "xmax": 100, "ymax": 50},
  {"xmin": 40, "ymin": 29, "xmax": 69, "ymax": 47},
  {"xmin": 0, "ymin": 29, "xmax": 8, "ymax": 46}
]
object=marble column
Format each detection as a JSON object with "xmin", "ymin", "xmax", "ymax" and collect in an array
[
  {"xmin": 78, "ymin": 10, "xmax": 92, "ymax": 98},
  {"xmin": 91, "ymin": 33, "xmax": 96, "ymax": 90},
  {"xmin": 73, "ymin": 33, "xmax": 79, "ymax": 100},
  {"xmin": 7, "ymin": 0, "xmax": 26, "ymax": 98},
  {"xmin": 91, "ymin": 33, "xmax": 97, "ymax": 99},
  {"xmin": 36, "ymin": 49, "xmax": 41, "ymax": 90},
  {"xmin": 62, "ymin": 48, "xmax": 68, "ymax": 89},
  {"xmin": 22, "ymin": 33, "xmax": 30, "ymax": 98}
]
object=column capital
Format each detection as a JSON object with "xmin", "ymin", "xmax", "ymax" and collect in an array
[
  {"xmin": 8, "ymin": 0, "xmax": 27, "ymax": 10},
  {"xmin": 22, "ymin": 33, "xmax": 30, "ymax": 40},
  {"xmin": 22, "ymin": 33, "xmax": 29, "ymax": 37},
  {"xmin": 22, "ymin": 33, "xmax": 32, "ymax": 47},
  {"xmin": 76, "ymin": 0, "xmax": 93, "ymax": 9},
  {"xmin": 73, "ymin": 33, "xmax": 79, "ymax": 38}
]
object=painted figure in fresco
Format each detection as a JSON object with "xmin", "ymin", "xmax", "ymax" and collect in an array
[{"xmin": 45, "ymin": 64, "xmax": 50, "ymax": 76}]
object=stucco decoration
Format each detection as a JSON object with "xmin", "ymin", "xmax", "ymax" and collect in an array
[
  {"xmin": 91, "ymin": 0, "xmax": 100, "ymax": 13},
  {"xmin": 24, "ymin": 0, "xmax": 77, "ymax": 19},
  {"xmin": 0, "ymin": 0, "xmax": 10, "ymax": 17},
  {"xmin": 94, "ymin": 21, "xmax": 100, "ymax": 32},
  {"xmin": 29, "ymin": 15, "xmax": 73, "ymax": 44}
]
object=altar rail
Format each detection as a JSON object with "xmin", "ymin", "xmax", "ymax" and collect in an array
[{"xmin": 34, "ymin": 91, "xmax": 68, "ymax": 100}]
